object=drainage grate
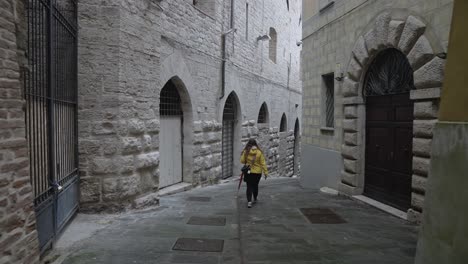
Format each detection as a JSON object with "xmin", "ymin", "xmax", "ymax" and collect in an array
[
  {"xmin": 187, "ymin": 217, "xmax": 226, "ymax": 226},
  {"xmin": 173, "ymin": 238, "xmax": 224, "ymax": 252},
  {"xmin": 187, "ymin": 196, "xmax": 211, "ymax": 202},
  {"xmin": 300, "ymin": 208, "xmax": 347, "ymax": 224}
]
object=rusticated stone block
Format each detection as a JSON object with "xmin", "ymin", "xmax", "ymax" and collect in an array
[
  {"xmin": 414, "ymin": 101, "xmax": 439, "ymax": 120},
  {"xmin": 341, "ymin": 144, "xmax": 359, "ymax": 160},
  {"xmin": 128, "ymin": 119, "xmax": 145, "ymax": 135},
  {"xmin": 412, "ymin": 174, "xmax": 427, "ymax": 193},
  {"xmin": 343, "ymin": 119, "xmax": 358, "ymax": 132},
  {"xmin": 80, "ymin": 177, "xmax": 101, "ymax": 203},
  {"xmin": 413, "ymin": 119, "xmax": 437, "ymax": 138},
  {"xmin": 344, "ymin": 132, "xmax": 358, "ymax": 146},
  {"xmin": 344, "ymin": 105, "xmax": 358, "ymax": 119},
  {"xmin": 352, "ymin": 36, "xmax": 369, "ymax": 66},
  {"xmin": 344, "ymin": 158, "xmax": 360, "ymax": 174},
  {"xmin": 407, "ymin": 35, "xmax": 434, "ymax": 70},
  {"xmin": 341, "ymin": 170, "xmax": 358, "ymax": 187},
  {"xmin": 387, "ymin": 20, "xmax": 405, "ymax": 47},
  {"xmin": 413, "ymin": 138, "xmax": 432, "ymax": 158},
  {"xmin": 136, "ymin": 152, "xmax": 160, "ymax": 169},
  {"xmin": 91, "ymin": 157, "xmax": 118, "ymax": 174},
  {"xmin": 102, "ymin": 175, "xmax": 140, "ymax": 201},
  {"xmin": 414, "ymin": 57, "xmax": 445, "ymax": 89},
  {"xmin": 347, "ymin": 57, "xmax": 362, "ymax": 82},
  {"xmin": 411, "ymin": 192, "xmax": 425, "ymax": 211},
  {"xmin": 398, "ymin": 16, "xmax": 426, "ymax": 54},
  {"xmin": 413, "ymin": 156, "xmax": 430, "ymax": 176}
]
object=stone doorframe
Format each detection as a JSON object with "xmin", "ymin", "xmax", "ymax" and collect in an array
[{"xmin": 339, "ymin": 10, "xmax": 446, "ymax": 222}]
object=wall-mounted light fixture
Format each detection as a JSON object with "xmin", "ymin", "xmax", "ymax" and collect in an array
[
  {"xmin": 334, "ymin": 63, "xmax": 345, "ymax": 81},
  {"xmin": 257, "ymin": 34, "xmax": 271, "ymax": 41}
]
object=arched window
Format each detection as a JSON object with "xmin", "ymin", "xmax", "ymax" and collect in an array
[
  {"xmin": 280, "ymin": 113, "xmax": 287, "ymax": 132},
  {"xmin": 257, "ymin": 103, "xmax": 269, "ymax": 124},
  {"xmin": 364, "ymin": 48, "xmax": 414, "ymax": 97},
  {"xmin": 160, "ymin": 81, "xmax": 182, "ymax": 116},
  {"xmin": 269, "ymin": 28, "xmax": 277, "ymax": 63}
]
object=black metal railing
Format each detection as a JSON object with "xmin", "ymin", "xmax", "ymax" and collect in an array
[{"xmin": 26, "ymin": 0, "xmax": 78, "ymax": 206}]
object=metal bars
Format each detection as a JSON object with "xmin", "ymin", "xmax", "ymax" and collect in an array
[
  {"xmin": 364, "ymin": 48, "xmax": 414, "ymax": 97},
  {"xmin": 160, "ymin": 81, "xmax": 183, "ymax": 116},
  {"xmin": 25, "ymin": 0, "xmax": 78, "ymax": 252},
  {"xmin": 222, "ymin": 94, "xmax": 237, "ymax": 179},
  {"xmin": 322, "ymin": 73, "xmax": 334, "ymax": 128}
]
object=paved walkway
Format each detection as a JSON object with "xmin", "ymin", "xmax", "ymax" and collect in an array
[{"xmin": 58, "ymin": 178, "xmax": 418, "ymax": 264}]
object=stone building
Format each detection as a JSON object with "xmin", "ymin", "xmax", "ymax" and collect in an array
[
  {"xmin": 300, "ymin": 0, "xmax": 453, "ymax": 222},
  {"xmin": 78, "ymin": 0, "xmax": 303, "ymax": 211},
  {"xmin": 1, "ymin": 0, "xmax": 302, "ymax": 257}
]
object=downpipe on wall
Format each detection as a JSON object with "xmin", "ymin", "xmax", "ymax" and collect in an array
[{"xmin": 220, "ymin": 0, "xmax": 236, "ymax": 100}]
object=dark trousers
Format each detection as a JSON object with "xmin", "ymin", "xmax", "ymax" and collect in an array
[{"xmin": 245, "ymin": 173, "xmax": 262, "ymax": 202}]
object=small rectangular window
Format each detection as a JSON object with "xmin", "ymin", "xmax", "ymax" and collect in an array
[
  {"xmin": 322, "ymin": 73, "xmax": 335, "ymax": 128},
  {"xmin": 245, "ymin": 3, "xmax": 249, "ymax": 40}
]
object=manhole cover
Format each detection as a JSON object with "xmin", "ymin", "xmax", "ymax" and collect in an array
[
  {"xmin": 173, "ymin": 238, "xmax": 224, "ymax": 252},
  {"xmin": 300, "ymin": 208, "xmax": 346, "ymax": 224},
  {"xmin": 187, "ymin": 216, "xmax": 226, "ymax": 226},
  {"xmin": 187, "ymin": 196, "xmax": 211, "ymax": 202}
]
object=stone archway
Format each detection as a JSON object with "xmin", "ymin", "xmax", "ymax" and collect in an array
[{"xmin": 339, "ymin": 11, "xmax": 446, "ymax": 221}]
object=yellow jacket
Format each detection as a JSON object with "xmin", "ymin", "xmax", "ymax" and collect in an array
[{"xmin": 240, "ymin": 147, "xmax": 268, "ymax": 175}]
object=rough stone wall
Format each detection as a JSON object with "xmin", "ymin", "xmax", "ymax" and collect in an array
[
  {"xmin": 78, "ymin": 0, "xmax": 302, "ymax": 211},
  {"xmin": 241, "ymin": 121, "xmax": 297, "ymax": 178},
  {"xmin": 192, "ymin": 120, "xmax": 222, "ymax": 185},
  {"xmin": 302, "ymin": 0, "xmax": 453, "ymax": 151},
  {"xmin": 301, "ymin": 0, "xmax": 453, "ymax": 222},
  {"xmin": 0, "ymin": 0, "xmax": 40, "ymax": 262}
]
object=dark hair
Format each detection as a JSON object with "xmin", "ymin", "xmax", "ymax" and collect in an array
[{"xmin": 243, "ymin": 139, "xmax": 262, "ymax": 154}]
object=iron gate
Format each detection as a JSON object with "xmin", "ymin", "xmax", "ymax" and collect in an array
[
  {"xmin": 222, "ymin": 94, "xmax": 237, "ymax": 179},
  {"xmin": 25, "ymin": 0, "xmax": 79, "ymax": 253}
]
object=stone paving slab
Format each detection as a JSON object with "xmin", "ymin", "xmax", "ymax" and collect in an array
[{"xmin": 59, "ymin": 178, "xmax": 417, "ymax": 264}]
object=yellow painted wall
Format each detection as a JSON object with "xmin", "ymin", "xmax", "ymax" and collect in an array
[{"xmin": 439, "ymin": 0, "xmax": 468, "ymax": 122}]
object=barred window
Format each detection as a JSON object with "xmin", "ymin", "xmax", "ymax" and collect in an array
[
  {"xmin": 258, "ymin": 103, "xmax": 269, "ymax": 124},
  {"xmin": 322, "ymin": 73, "xmax": 335, "ymax": 128},
  {"xmin": 280, "ymin": 113, "xmax": 287, "ymax": 132},
  {"xmin": 160, "ymin": 81, "xmax": 182, "ymax": 116}
]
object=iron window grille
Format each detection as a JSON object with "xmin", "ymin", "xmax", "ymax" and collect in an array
[
  {"xmin": 364, "ymin": 48, "xmax": 414, "ymax": 97},
  {"xmin": 322, "ymin": 73, "xmax": 335, "ymax": 128},
  {"xmin": 160, "ymin": 81, "xmax": 183, "ymax": 116}
]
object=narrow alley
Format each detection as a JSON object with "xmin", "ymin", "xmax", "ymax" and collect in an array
[{"xmin": 57, "ymin": 178, "xmax": 417, "ymax": 264}]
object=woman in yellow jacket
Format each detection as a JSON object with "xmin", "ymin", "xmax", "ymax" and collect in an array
[{"xmin": 240, "ymin": 139, "xmax": 268, "ymax": 208}]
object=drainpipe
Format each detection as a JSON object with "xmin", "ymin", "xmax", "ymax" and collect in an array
[{"xmin": 220, "ymin": 0, "xmax": 236, "ymax": 100}]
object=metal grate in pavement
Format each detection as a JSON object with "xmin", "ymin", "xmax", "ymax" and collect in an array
[
  {"xmin": 187, "ymin": 196, "xmax": 211, "ymax": 202},
  {"xmin": 300, "ymin": 208, "xmax": 347, "ymax": 224},
  {"xmin": 187, "ymin": 216, "xmax": 226, "ymax": 226},
  {"xmin": 173, "ymin": 238, "xmax": 224, "ymax": 252}
]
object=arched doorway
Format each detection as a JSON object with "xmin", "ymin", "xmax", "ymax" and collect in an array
[
  {"xmin": 293, "ymin": 119, "xmax": 300, "ymax": 176},
  {"xmin": 222, "ymin": 93, "xmax": 239, "ymax": 179},
  {"xmin": 364, "ymin": 48, "xmax": 414, "ymax": 211},
  {"xmin": 159, "ymin": 79, "xmax": 184, "ymax": 188}
]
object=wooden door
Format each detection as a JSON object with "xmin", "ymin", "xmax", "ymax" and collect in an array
[
  {"xmin": 364, "ymin": 93, "xmax": 413, "ymax": 211},
  {"xmin": 160, "ymin": 116, "xmax": 183, "ymax": 188}
]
